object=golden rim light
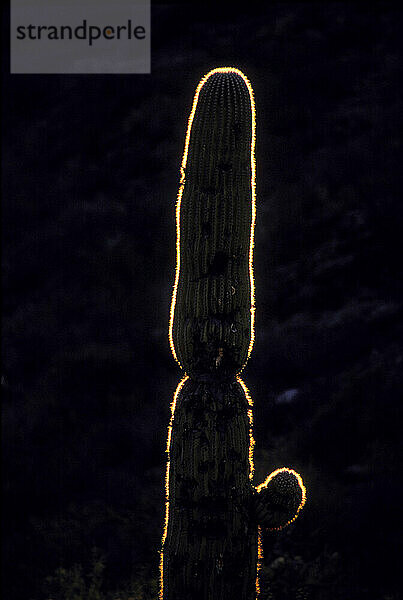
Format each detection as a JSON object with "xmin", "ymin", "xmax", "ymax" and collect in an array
[
  {"xmin": 168, "ymin": 66, "xmax": 257, "ymax": 372},
  {"xmin": 159, "ymin": 374, "xmax": 188, "ymax": 600}
]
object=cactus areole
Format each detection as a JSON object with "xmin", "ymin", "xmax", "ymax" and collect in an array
[{"xmin": 160, "ymin": 67, "xmax": 306, "ymax": 600}]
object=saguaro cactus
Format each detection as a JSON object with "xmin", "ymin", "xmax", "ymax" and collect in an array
[{"xmin": 160, "ymin": 67, "xmax": 306, "ymax": 600}]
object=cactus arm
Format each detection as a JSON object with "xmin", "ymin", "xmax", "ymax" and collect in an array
[{"xmin": 255, "ymin": 467, "xmax": 307, "ymax": 531}]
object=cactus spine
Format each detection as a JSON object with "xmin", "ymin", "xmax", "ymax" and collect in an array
[{"xmin": 161, "ymin": 67, "xmax": 306, "ymax": 600}]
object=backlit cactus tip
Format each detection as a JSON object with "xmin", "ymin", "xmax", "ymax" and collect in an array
[{"xmin": 160, "ymin": 67, "xmax": 306, "ymax": 600}]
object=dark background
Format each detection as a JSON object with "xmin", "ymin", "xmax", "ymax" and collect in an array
[{"xmin": 2, "ymin": 3, "xmax": 403, "ymax": 599}]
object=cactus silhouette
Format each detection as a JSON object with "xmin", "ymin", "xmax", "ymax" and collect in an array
[{"xmin": 160, "ymin": 67, "xmax": 306, "ymax": 600}]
